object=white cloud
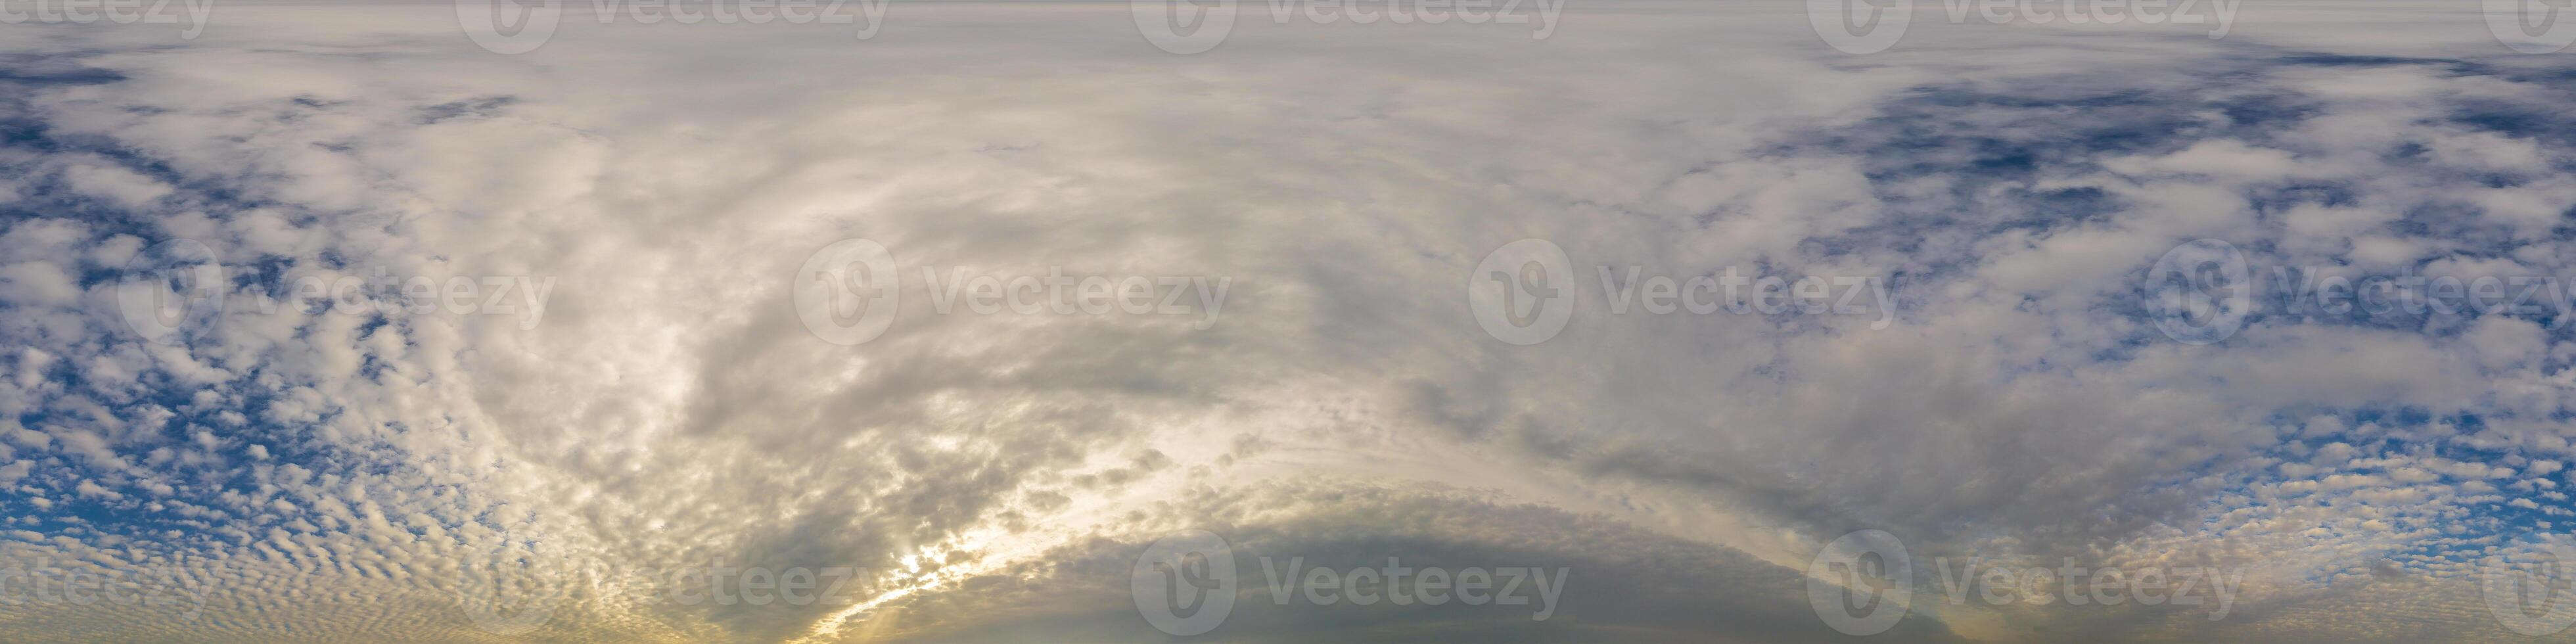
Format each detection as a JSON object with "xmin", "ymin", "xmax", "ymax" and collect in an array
[{"xmin": 0, "ymin": 2, "xmax": 2565, "ymax": 643}]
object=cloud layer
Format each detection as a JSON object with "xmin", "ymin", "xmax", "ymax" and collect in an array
[{"xmin": 0, "ymin": 1, "xmax": 2572, "ymax": 642}]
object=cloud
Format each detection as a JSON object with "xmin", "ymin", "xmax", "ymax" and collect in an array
[{"xmin": 0, "ymin": 2, "xmax": 2569, "ymax": 643}]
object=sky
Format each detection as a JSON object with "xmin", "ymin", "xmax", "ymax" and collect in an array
[{"xmin": 2, "ymin": 0, "xmax": 2576, "ymax": 642}]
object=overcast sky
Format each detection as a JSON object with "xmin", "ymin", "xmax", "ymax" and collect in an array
[{"xmin": 1, "ymin": 1, "xmax": 2574, "ymax": 642}]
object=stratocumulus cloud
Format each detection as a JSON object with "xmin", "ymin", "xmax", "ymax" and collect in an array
[{"xmin": 0, "ymin": 1, "xmax": 2573, "ymax": 642}]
